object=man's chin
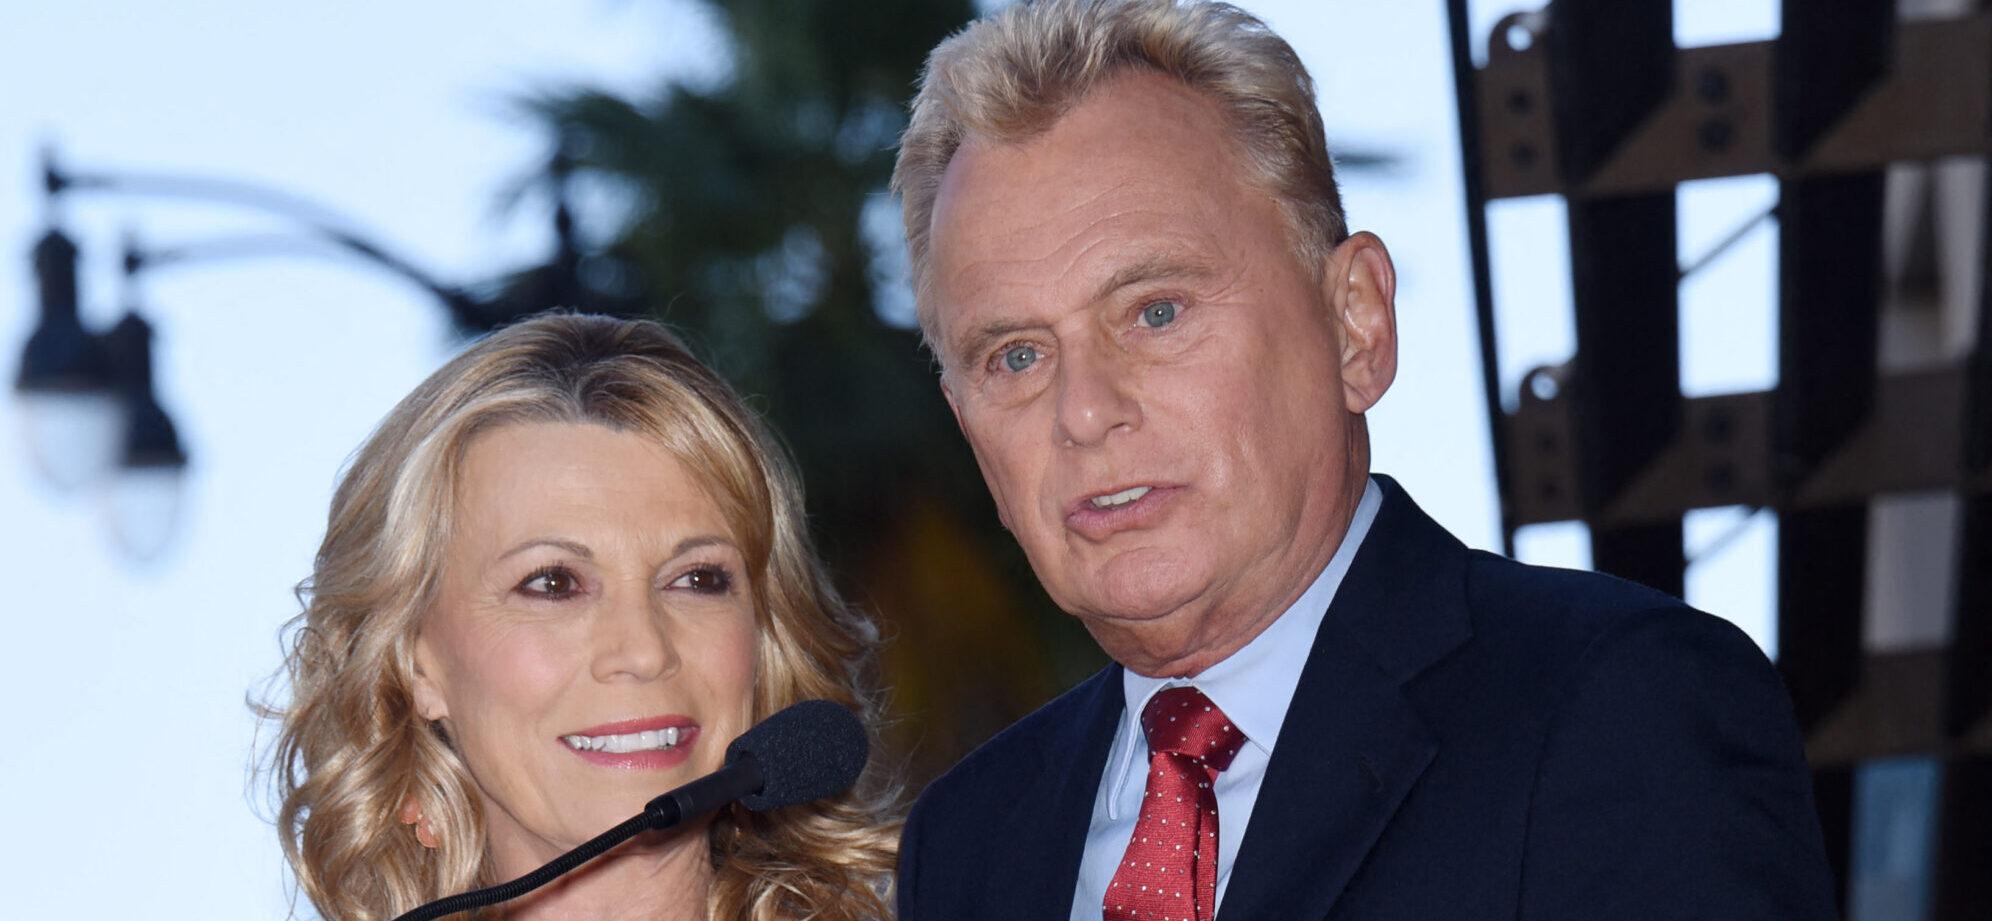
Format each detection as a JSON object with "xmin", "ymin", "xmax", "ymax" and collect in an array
[
  {"xmin": 1068, "ymin": 587, "xmax": 1223, "ymax": 674},
  {"xmin": 1066, "ymin": 551, "xmax": 1204, "ymax": 621},
  {"xmin": 1075, "ymin": 614, "xmax": 1221, "ymax": 678}
]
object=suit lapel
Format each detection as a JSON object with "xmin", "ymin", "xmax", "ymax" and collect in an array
[
  {"xmin": 1221, "ymin": 477, "xmax": 1472, "ymax": 920},
  {"xmin": 1008, "ymin": 664, "xmax": 1125, "ymax": 919}
]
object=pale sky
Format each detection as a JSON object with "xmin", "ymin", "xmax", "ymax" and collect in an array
[{"xmin": 0, "ymin": 1, "xmax": 1779, "ymax": 916}]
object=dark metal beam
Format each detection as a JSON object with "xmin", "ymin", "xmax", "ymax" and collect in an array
[
  {"xmin": 1544, "ymin": 0, "xmax": 1672, "ymax": 184},
  {"xmin": 1811, "ymin": 764, "xmax": 1856, "ymax": 917},
  {"xmin": 1445, "ymin": 0, "xmax": 1517, "ymax": 557},
  {"xmin": 1948, "ymin": 144, "xmax": 1992, "ymax": 770},
  {"xmin": 1567, "ymin": 193, "xmax": 1687, "ymax": 593},
  {"xmin": 1503, "ymin": 365, "xmax": 1990, "ymax": 527},
  {"xmin": 1778, "ymin": 506, "xmax": 1869, "ymax": 734},
  {"xmin": 1933, "ymin": 757, "xmax": 1992, "ymax": 920},
  {"xmin": 1472, "ymin": 11, "xmax": 1991, "ymax": 200},
  {"xmin": 1774, "ymin": 173, "xmax": 1886, "ymax": 487},
  {"xmin": 1773, "ymin": 0, "xmax": 1896, "ymax": 160},
  {"xmin": 1770, "ymin": 0, "xmax": 1893, "ymax": 750},
  {"xmin": 1952, "ymin": 496, "xmax": 1992, "ymax": 743},
  {"xmin": 1546, "ymin": 0, "xmax": 1685, "ymax": 595}
]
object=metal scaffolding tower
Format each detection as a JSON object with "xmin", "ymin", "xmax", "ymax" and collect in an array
[{"xmin": 1449, "ymin": 1, "xmax": 1991, "ymax": 915}]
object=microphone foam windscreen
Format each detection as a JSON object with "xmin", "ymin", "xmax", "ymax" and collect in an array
[{"xmin": 727, "ymin": 699, "xmax": 869, "ymax": 812}]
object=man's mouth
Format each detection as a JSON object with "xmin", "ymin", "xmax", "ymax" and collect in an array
[
  {"xmin": 1066, "ymin": 484, "xmax": 1181, "ymax": 540},
  {"xmin": 1088, "ymin": 485, "xmax": 1153, "ymax": 509}
]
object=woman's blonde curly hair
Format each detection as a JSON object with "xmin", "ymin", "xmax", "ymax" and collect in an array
[{"xmin": 261, "ymin": 312, "xmax": 899, "ymax": 921}]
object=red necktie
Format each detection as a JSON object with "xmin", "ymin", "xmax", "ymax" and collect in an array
[{"xmin": 1103, "ymin": 686, "xmax": 1247, "ymax": 921}]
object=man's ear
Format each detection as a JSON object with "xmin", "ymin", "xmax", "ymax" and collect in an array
[
  {"xmin": 409, "ymin": 634, "xmax": 450, "ymax": 723},
  {"xmin": 1324, "ymin": 231, "xmax": 1399, "ymax": 414}
]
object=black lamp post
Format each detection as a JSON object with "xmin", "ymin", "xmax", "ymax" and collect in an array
[{"xmin": 15, "ymin": 143, "xmax": 610, "ymax": 558}]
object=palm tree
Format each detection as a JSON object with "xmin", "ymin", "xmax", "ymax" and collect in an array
[{"xmin": 515, "ymin": 0, "xmax": 1104, "ymax": 783}]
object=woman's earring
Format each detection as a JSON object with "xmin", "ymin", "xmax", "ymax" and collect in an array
[{"xmin": 399, "ymin": 795, "xmax": 440, "ymax": 849}]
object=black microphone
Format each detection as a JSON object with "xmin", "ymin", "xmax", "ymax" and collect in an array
[
  {"xmin": 645, "ymin": 698, "xmax": 869, "ymax": 824},
  {"xmin": 391, "ymin": 700, "xmax": 868, "ymax": 921}
]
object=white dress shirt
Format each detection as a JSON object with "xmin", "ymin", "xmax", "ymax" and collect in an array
[{"xmin": 1068, "ymin": 477, "xmax": 1384, "ymax": 921}]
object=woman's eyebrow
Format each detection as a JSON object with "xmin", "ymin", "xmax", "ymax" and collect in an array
[
  {"xmin": 496, "ymin": 535, "xmax": 734, "ymax": 563},
  {"xmin": 669, "ymin": 534, "xmax": 735, "ymax": 558},
  {"xmin": 498, "ymin": 537, "xmax": 593, "ymax": 561}
]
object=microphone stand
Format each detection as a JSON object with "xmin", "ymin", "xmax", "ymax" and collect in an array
[{"xmin": 390, "ymin": 755, "xmax": 765, "ymax": 921}]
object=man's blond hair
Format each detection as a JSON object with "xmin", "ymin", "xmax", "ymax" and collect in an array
[{"xmin": 892, "ymin": 0, "xmax": 1348, "ymax": 341}]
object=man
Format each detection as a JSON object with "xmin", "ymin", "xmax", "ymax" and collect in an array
[{"xmin": 889, "ymin": 1, "xmax": 1838, "ymax": 919}]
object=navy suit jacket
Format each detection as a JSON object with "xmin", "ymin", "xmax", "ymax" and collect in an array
[{"xmin": 897, "ymin": 477, "xmax": 1839, "ymax": 920}]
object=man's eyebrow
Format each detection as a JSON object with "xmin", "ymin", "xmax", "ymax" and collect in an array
[
  {"xmin": 953, "ymin": 318, "xmax": 1039, "ymax": 366},
  {"xmin": 944, "ymin": 253, "xmax": 1217, "ymax": 367},
  {"xmin": 1089, "ymin": 252, "xmax": 1220, "ymax": 304}
]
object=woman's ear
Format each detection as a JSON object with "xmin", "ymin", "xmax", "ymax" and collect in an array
[
  {"xmin": 1324, "ymin": 231, "xmax": 1399, "ymax": 414},
  {"xmin": 409, "ymin": 635, "xmax": 450, "ymax": 722}
]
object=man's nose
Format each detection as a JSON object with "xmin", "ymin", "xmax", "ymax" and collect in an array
[
  {"xmin": 590, "ymin": 587, "xmax": 680, "ymax": 683},
  {"xmin": 1053, "ymin": 344, "xmax": 1140, "ymax": 447}
]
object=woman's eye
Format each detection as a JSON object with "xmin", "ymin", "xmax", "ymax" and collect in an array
[
  {"xmin": 997, "ymin": 344, "xmax": 1040, "ymax": 374},
  {"xmin": 671, "ymin": 565, "xmax": 735, "ymax": 595},
  {"xmin": 518, "ymin": 566, "xmax": 581, "ymax": 599},
  {"xmin": 1138, "ymin": 299, "xmax": 1181, "ymax": 329}
]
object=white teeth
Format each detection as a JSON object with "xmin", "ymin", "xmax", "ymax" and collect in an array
[
  {"xmin": 1089, "ymin": 486, "xmax": 1152, "ymax": 509},
  {"xmin": 562, "ymin": 726, "xmax": 683, "ymax": 754}
]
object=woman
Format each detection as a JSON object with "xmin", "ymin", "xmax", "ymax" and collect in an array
[{"xmin": 265, "ymin": 313, "xmax": 899, "ymax": 920}]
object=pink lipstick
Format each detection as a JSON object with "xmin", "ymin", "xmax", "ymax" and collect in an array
[{"xmin": 559, "ymin": 715, "xmax": 700, "ymax": 771}]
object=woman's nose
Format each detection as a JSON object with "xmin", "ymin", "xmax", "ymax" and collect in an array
[{"xmin": 590, "ymin": 587, "xmax": 679, "ymax": 683}]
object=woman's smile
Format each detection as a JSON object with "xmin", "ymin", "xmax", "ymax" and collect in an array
[{"xmin": 560, "ymin": 716, "xmax": 703, "ymax": 770}]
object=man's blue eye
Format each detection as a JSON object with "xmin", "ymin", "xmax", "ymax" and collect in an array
[
  {"xmin": 1140, "ymin": 300, "xmax": 1180, "ymax": 328},
  {"xmin": 1001, "ymin": 344, "xmax": 1040, "ymax": 372}
]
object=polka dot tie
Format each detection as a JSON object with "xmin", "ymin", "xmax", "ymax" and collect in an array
[{"xmin": 1103, "ymin": 686, "xmax": 1247, "ymax": 921}]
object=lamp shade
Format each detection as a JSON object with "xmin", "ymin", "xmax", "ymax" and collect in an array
[
  {"xmin": 17, "ymin": 391, "xmax": 123, "ymax": 492},
  {"xmin": 16, "ymin": 228, "xmax": 100, "ymax": 390},
  {"xmin": 106, "ymin": 465, "xmax": 185, "ymax": 562},
  {"xmin": 100, "ymin": 311, "xmax": 187, "ymax": 559},
  {"xmin": 16, "ymin": 228, "xmax": 120, "ymax": 491},
  {"xmin": 103, "ymin": 312, "xmax": 186, "ymax": 470}
]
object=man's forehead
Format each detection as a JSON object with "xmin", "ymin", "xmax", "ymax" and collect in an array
[
  {"xmin": 935, "ymin": 144, "xmax": 1173, "ymax": 242},
  {"xmin": 935, "ymin": 74, "xmax": 1242, "ymax": 209},
  {"xmin": 940, "ymin": 178, "xmax": 1189, "ymax": 270},
  {"xmin": 928, "ymin": 150, "xmax": 1240, "ymax": 294},
  {"xmin": 921, "ymin": 73, "xmax": 1269, "ymax": 346}
]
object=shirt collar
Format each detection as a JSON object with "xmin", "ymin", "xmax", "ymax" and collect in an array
[{"xmin": 1119, "ymin": 476, "xmax": 1384, "ymax": 757}]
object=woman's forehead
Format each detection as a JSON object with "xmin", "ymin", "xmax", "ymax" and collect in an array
[{"xmin": 449, "ymin": 422, "xmax": 739, "ymax": 555}]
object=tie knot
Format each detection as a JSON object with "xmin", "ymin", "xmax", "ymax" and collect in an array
[{"xmin": 1140, "ymin": 686, "xmax": 1247, "ymax": 772}]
